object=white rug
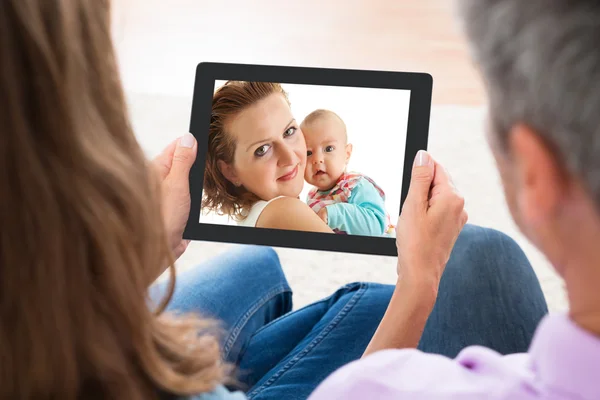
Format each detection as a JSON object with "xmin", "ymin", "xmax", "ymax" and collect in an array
[{"xmin": 128, "ymin": 91, "xmax": 567, "ymax": 313}]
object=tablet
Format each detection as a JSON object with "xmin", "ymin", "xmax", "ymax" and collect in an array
[{"xmin": 184, "ymin": 62, "xmax": 431, "ymax": 256}]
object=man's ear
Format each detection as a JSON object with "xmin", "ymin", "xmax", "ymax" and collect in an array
[
  {"xmin": 217, "ymin": 160, "xmax": 240, "ymax": 187},
  {"xmin": 345, "ymin": 143, "xmax": 353, "ymax": 164},
  {"xmin": 509, "ymin": 124, "xmax": 567, "ymax": 226}
]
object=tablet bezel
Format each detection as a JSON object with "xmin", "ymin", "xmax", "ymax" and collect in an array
[{"xmin": 184, "ymin": 62, "xmax": 432, "ymax": 257}]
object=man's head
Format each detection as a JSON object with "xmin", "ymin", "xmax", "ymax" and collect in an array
[{"xmin": 458, "ymin": 0, "xmax": 600, "ymax": 274}]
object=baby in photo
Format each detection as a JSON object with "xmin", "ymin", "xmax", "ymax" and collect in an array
[{"xmin": 301, "ymin": 109, "xmax": 395, "ymax": 237}]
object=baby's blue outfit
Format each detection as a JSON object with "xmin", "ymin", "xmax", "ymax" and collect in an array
[
  {"xmin": 306, "ymin": 172, "xmax": 394, "ymax": 237},
  {"xmin": 326, "ymin": 178, "xmax": 388, "ymax": 236}
]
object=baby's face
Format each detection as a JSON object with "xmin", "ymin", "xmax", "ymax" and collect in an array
[{"xmin": 303, "ymin": 117, "xmax": 350, "ymax": 191}]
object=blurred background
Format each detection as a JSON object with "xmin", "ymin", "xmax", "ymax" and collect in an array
[{"xmin": 112, "ymin": 0, "xmax": 567, "ymax": 312}]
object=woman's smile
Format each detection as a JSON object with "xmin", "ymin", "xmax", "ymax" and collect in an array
[{"xmin": 278, "ymin": 164, "xmax": 299, "ymax": 181}]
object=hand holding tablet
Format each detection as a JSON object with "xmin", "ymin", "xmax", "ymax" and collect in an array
[
  {"xmin": 394, "ymin": 152, "xmax": 468, "ymax": 289},
  {"xmin": 184, "ymin": 62, "xmax": 433, "ymax": 256}
]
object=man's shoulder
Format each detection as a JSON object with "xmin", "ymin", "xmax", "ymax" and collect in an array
[{"xmin": 309, "ymin": 347, "xmax": 531, "ymax": 400}]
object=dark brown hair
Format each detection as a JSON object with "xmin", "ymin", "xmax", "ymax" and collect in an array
[
  {"xmin": 202, "ymin": 81, "xmax": 290, "ymax": 220},
  {"xmin": 0, "ymin": 1, "xmax": 226, "ymax": 398}
]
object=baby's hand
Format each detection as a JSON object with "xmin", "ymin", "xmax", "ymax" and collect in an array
[{"xmin": 317, "ymin": 208, "xmax": 328, "ymax": 224}]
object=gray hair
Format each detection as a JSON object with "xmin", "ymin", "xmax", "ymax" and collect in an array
[{"xmin": 457, "ymin": 0, "xmax": 600, "ymax": 206}]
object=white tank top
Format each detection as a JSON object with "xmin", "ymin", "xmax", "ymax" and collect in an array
[{"xmin": 237, "ymin": 196, "xmax": 285, "ymax": 227}]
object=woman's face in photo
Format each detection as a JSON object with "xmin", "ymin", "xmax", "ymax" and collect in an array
[{"xmin": 221, "ymin": 93, "xmax": 307, "ymax": 201}]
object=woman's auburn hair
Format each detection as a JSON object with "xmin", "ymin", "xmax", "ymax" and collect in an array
[
  {"xmin": 0, "ymin": 1, "xmax": 230, "ymax": 398},
  {"xmin": 202, "ymin": 81, "xmax": 290, "ymax": 220}
]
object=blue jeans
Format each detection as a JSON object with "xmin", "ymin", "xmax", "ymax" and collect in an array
[{"xmin": 151, "ymin": 225, "xmax": 548, "ymax": 400}]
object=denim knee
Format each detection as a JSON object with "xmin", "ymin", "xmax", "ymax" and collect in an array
[
  {"xmin": 458, "ymin": 224, "xmax": 523, "ymax": 253},
  {"xmin": 450, "ymin": 224, "xmax": 538, "ymax": 285},
  {"xmin": 229, "ymin": 245, "xmax": 289, "ymax": 290},
  {"xmin": 456, "ymin": 225, "xmax": 522, "ymax": 259}
]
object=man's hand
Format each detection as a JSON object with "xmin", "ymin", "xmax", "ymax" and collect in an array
[
  {"xmin": 362, "ymin": 150, "xmax": 468, "ymax": 357},
  {"xmin": 396, "ymin": 150, "xmax": 468, "ymax": 292}
]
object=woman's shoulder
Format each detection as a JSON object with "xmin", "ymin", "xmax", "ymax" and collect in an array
[
  {"xmin": 257, "ymin": 196, "xmax": 332, "ymax": 233},
  {"xmin": 258, "ymin": 196, "xmax": 312, "ymax": 222},
  {"xmin": 237, "ymin": 196, "xmax": 291, "ymax": 227},
  {"xmin": 267, "ymin": 196, "xmax": 307, "ymax": 208},
  {"xmin": 237, "ymin": 199, "xmax": 271, "ymax": 227}
]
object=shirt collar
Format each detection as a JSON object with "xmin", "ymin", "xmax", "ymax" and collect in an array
[{"xmin": 530, "ymin": 313, "xmax": 600, "ymax": 400}]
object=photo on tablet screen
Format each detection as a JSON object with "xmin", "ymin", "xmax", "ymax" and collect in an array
[
  {"xmin": 200, "ymin": 80, "xmax": 410, "ymax": 238},
  {"xmin": 185, "ymin": 62, "xmax": 431, "ymax": 256}
]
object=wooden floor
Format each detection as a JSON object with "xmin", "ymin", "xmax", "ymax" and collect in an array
[{"xmin": 114, "ymin": 0, "xmax": 485, "ymax": 106}]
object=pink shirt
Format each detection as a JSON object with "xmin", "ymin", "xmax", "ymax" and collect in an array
[{"xmin": 308, "ymin": 314, "xmax": 600, "ymax": 399}]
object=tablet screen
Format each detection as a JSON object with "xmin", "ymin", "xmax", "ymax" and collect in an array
[{"xmin": 201, "ymin": 80, "xmax": 410, "ymax": 239}]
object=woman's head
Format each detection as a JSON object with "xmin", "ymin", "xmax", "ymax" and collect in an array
[
  {"xmin": 1, "ymin": 1, "xmax": 224, "ymax": 398},
  {"xmin": 203, "ymin": 81, "xmax": 307, "ymax": 219}
]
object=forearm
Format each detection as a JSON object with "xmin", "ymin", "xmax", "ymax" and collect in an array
[{"xmin": 363, "ymin": 274, "xmax": 437, "ymax": 357}]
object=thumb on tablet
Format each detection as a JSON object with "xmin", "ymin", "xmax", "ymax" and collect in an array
[
  {"xmin": 406, "ymin": 150, "xmax": 434, "ymax": 212},
  {"xmin": 170, "ymin": 133, "xmax": 198, "ymax": 184}
]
